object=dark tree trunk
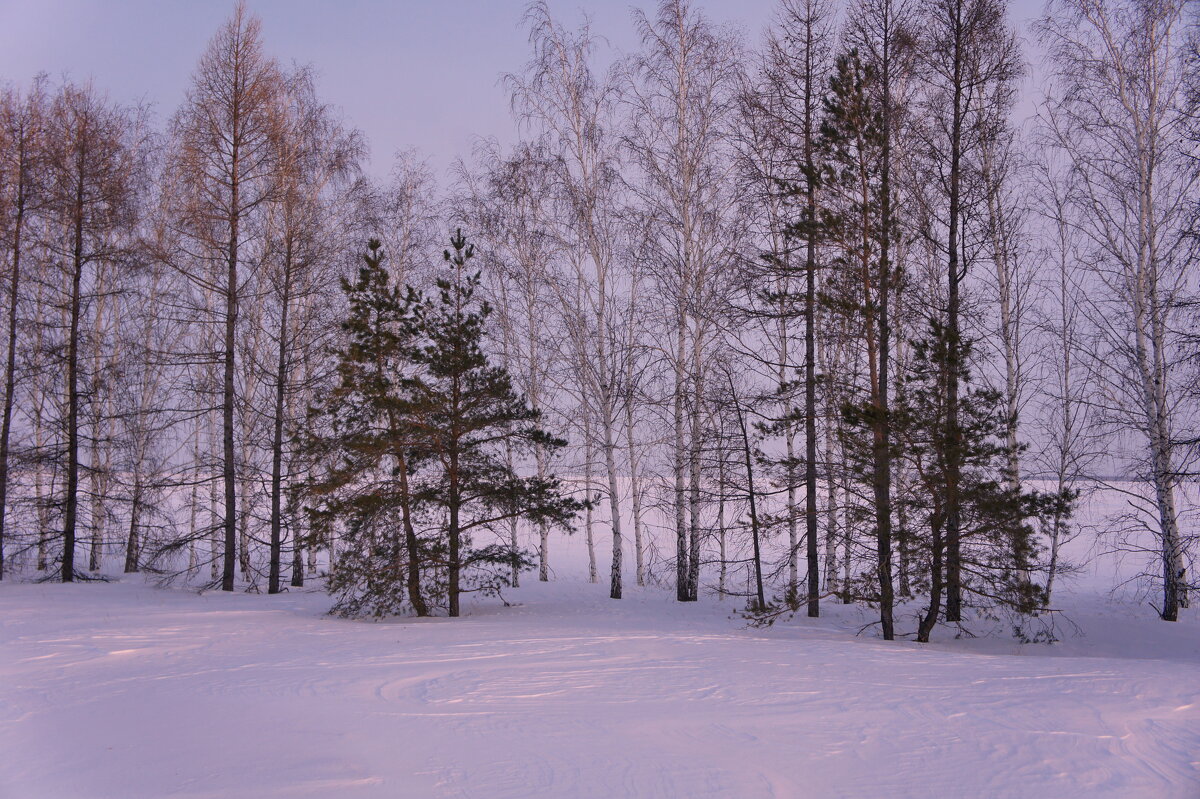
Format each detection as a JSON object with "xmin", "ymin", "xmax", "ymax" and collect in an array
[
  {"xmin": 124, "ymin": 484, "xmax": 141, "ymax": 573},
  {"xmin": 0, "ymin": 148, "xmax": 27, "ymax": 580},
  {"xmin": 944, "ymin": 0, "xmax": 966, "ymax": 624},
  {"xmin": 397, "ymin": 459, "xmax": 427, "ymax": 616},
  {"xmin": 448, "ymin": 447, "xmax": 461, "ymax": 617},
  {"xmin": 221, "ymin": 163, "xmax": 240, "ymax": 592},
  {"xmin": 917, "ymin": 510, "xmax": 945, "ymax": 643},
  {"xmin": 62, "ymin": 158, "xmax": 86, "ymax": 583},
  {"xmin": 731, "ymin": 376, "xmax": 766, "ymax": 612},
  {"xmin": 803, "ymin": 12, "xmax": 821, "ymax": 620},
  {"xmin": 874, "ymin": 3, "xmax": 897, "ymax": 641},
  {"xmin": 268, "ymin": 239, "xmax": 292, "ymax": 594}
]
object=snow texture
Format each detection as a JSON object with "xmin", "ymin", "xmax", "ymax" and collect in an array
[{"xmin": 2, "ymin": 492, "xmax": 1198, "ymax": 798}]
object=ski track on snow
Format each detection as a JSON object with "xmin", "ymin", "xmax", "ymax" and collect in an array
[{"xmin": 2, "ymin": 516, "xmax": 1199, "ymax": 798}]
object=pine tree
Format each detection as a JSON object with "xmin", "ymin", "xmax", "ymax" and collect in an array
[
  {"xmin": 408, "ymin": 230, "xmax": 581, "ymax": 617},
  {"xmin": 302, "ymin": 232, "xmax": 581, "ymax": 618},
  {"xmin": 816, "ymin": 49, "xmax": 900, "ymax": 639},
  {"xmin": 895, "ymin": 323, "xmax": 1056, "ymax": 642},
  {"xmin": 301, "ymin": 239, "xmax": 430, "ymax": 617}
]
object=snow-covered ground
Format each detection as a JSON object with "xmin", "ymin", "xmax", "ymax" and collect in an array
[{"xmin": 2, "ymin": 491, "xmax": 1199, "ymax": 798}]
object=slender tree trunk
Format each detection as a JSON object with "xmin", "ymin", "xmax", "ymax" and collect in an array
[
  {"xmin": 88, "ymin": 264, "xmax": 113, "ymax": 574},
  {"xmin": 291, "ymin": 361, "xmax": 310, "ymax": 589},
  {"xmin": 804, "ymin": 221, "xmax": 820, "ymax": 617},
  {"xmin": 88, "ymin": 417, "xmax": 104, "ymax": 572},
  {"xmin": 874, "ymin": 20, "xmax": 896, "ymax": 640},
  {"xmin": 268, "ymin": 241, "xmax": 292, "ymax": 595},
  {"xmin": 1046, "ymin": 483, "xmax": 1063, "ymax": 602},
  {"xmin": 583, "ymin": 417, "xmax": 596, "ymax": 584},
  {"xmin": 32, "ymin": 277, "xmax": 50, "ymax": 571},
  {"xmin": 397, "ymin": 456, "xmax": 427, "ymax": 616},
  {"xmin": 896, "ymin": 466, "xmax": 912, "ymax": 598},
  {"xmin": 625, "ymin": 395, "xmax": 645, "ymax": 587},
  {"xmin": 62, "ymin": 161, "xmax": 86, "ymax": 583},
  {"xmin": 944, "ymin": 9, "xmax": 965, "ymax": 622},
  {"xmin": 209, "ymin": 448, "xmax": 220, "ymax": 582},
  {"xmin": 1137, "ymin": 308, "xmax": 1187, "ymax": 619},
  {"xmin": 802, "ymin": 10, "xmax": 822, "ymax": 620},
  {"xmin": 604, "ymin": 426, "xmax": 622, "ymax": 599},
  {"xmin": 0, "ymin": 168, "xmax": 25, "ymax": 580},
  {"xmin": 917, "ymin": 509, "xmax": 945, "ymax": 642},
  {"xmin": 124, "ymin": 480, "xmax": 141, "ymax": 573},
  {"xmin": 776, "ymin": 264, "xmax": 796, "ymax": 603},
  {"xmin": 221, "ymin": 171, "xmax": 240, "ymax": 591},
  {"xmin": 535, "ymin": 444, "xmax": 549, "ymax": 582},
  {"xmin": 840, "ymin": 428, "xmax": 853, "ymax": 603},
  {"xmin": 504, "ymin": 438, "xmax": 521, "ymax": 589},
  {"xmin": 448, "ymin": 449, "xmax": 461, "ymax": 617},
  {"xmin": 731, "ymin": 376, "xmax": 765, "ymax": 612},
  {"xmin": 674, "ymin": 315, "xmax": 689, "ymax": 601},
  {"xmin": 687, "ymin": 359, "xmax": 704, "ymax": 601},
  {"xmin": 818, "ymin": 322, "xmax": 839, "ymax": 592},
  {"xmin": 717, "ymin": 449, "xmax": 727, "ymax": 597},
  {"xmin": 187, "ymin": 423, "xmax": 201, "ymax": 575}
]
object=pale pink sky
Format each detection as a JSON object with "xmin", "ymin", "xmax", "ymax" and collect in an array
[{"xmin": 0, "ymin": 0, "xmax": 1046, "ymax": 180}]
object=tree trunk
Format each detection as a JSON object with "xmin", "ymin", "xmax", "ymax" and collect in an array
[
  {"xmin": 124, "ymin": 482, "xmax": 141, "ymax": 573},
  {"xmin": 582, "ymin": 418, "xmax": 596, "ymax": 584},
  {"xmin": 448, "ymin": 443, "xmax": 462, "ymax": 617},
  {"xmin": 717, "ymin": 450, "xmax": 727, "ymax": 597},
  {"xmin": 268, "ymin": 240, "xmax": 292, "ymax": 595},
  {"xmin": 604, "ymin": 427, "xmax": 622, "ymax": 599},
  {"xmin": 62, "ymin": 159, "xmax": 86, "ymax": 584},
  {"xmin": 687, "ymin": 361, "xmax": 705, "ymax": 601},
  {"xmin": 917, "ymin": 509, "xmax": 945, "ymax": 643},
  {"xmin": 0, "ymin": 144, "xmax": 27, "ymax": 580},
  {"xmin": 625, "ymin": 395, "xmax": 646, "ymax": 587},
  {"xmin": 397, "ymin": 457, "xmax": 427, "ymax": 616},
  {"xmin": 731, "ymin": 375, "xmax": 765, "ymax": 612},
  {"xmin": 673, "ymin": 315, "xmax": 689, "ymax": 601},
  {"xmin": 944, "ymin": 1, "xmax": 966, "ymax": 624},
  {"xmin": 874, "ymin": 19, "xmax": 896, "ymax": 640},
  {"xmin": 535, "ymin": 443, "xmax": 549, "ymax": 582},
  {"xmin": 504, "ymin": 438, "xmax": 521, "ymax": 589},
  {"xmin": 221, "ymin": 181, "xmax": 240, "ymax": 592}
]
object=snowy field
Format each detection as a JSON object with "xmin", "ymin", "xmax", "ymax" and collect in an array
[{"xmin": 2, "ymin": 490, "xmax": 1199, "ymax": 798}]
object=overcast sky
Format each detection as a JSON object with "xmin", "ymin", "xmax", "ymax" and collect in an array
[{"xmin": 0, "ymin": 0, "xmax": 1046, "ymax": 182}]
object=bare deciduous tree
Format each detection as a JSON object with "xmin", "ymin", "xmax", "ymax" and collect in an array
[{"xmin": 1040, "ymin": 0, "xmax": 1197, "ymax": 620}]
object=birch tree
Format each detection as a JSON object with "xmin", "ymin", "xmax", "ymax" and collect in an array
[
  {"xmin": 456, "ymin": 140, "xmax": 562, "ymax": 583},
  {"xmin": 624, "ymin": 0, "xmax": 744, "ymax": 601},
  {"xmin": 1040, "ymin": 0, "xmax": 1197, "ymax": 620},
  {"xmin": 508, "ymin": 3, "xmax": 632, "ymax": 599}
]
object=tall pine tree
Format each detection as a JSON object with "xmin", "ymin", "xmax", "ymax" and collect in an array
[
  {"xmin": 303, "ymin": 232, "xmax": 581, "ymax": 618},
  {"xmin": 302, "ymin": 239, "xmax": 430, "ymax": 617},
  {"xmin": 408, "ymin": 230, "xmax": 581, "ymax": 617}
]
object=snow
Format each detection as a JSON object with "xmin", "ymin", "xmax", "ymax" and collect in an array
[{"xmin": 2, "ymin": 494, "xmax": 1199, "ymax": 797}]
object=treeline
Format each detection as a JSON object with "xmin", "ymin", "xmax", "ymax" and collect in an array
[{"xmin": 0, "ymin": 0, "xmax": 1195, "ymax": 638}]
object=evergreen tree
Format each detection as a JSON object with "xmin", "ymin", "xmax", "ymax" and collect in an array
[
  {"xmin": 302, "ymin": 232, "xmax": 581, "ymax": 618},
  {"xmin": 895, "ymin": 322, "xmax": 1057, "ymax": 642},
  {"xmin": 301, "ymin": 239, "xmax": 431, "ymax": 617},
  {"xmin": 816, "ymin": 49, "xmax": 900, "ymax": 639},
  {"xmin": 408, "ymin": 230, "xmax": 581, "ymax": 617}
]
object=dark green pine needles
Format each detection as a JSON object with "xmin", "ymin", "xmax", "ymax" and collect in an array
[{"xmin": 300, "ymin": 231, "xmax": 582, "ymax": 618}]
